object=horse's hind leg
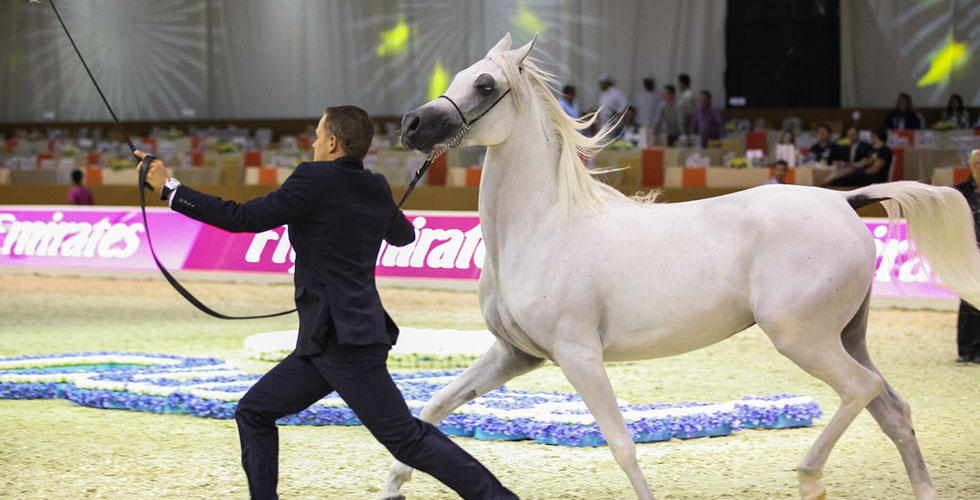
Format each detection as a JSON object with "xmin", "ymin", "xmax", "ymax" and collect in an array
[
  {"xmin": 552, "ymin": 336, "xmax": 656, "ymax": 500},
  {"xmin": 840, "ymin": 293, "xmax": 938, "ymax": 500},
  {"xmin": 380, "ymin": 339, "xmax": 545, "ymax": 500},
  {"xmin": 758, "ymin": 313, "xmax": 884, "ymax": 500}
]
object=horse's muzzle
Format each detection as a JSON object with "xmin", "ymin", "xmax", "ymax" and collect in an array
[{"xmin": 400, "ymin": 103, "xmax": 463, "ymax": 153}]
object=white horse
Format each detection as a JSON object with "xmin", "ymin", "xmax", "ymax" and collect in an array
[{"xmin": 384, "ymin": 33, "xmax": 980, "ymax": 500}]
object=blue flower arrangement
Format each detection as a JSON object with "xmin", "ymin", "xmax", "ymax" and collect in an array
[{"xmin": 0, "ymin": 352, "xmax": 822, "ymax": 447}]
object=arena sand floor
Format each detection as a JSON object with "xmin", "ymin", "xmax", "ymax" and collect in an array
[{"xmin": 1, "ymin": 274, "xmax": 978, "ymax": 500}]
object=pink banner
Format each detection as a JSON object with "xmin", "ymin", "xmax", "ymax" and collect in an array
[{"xmin": 0, "ymin": 206, "xmax": 959, "ymax": 300}]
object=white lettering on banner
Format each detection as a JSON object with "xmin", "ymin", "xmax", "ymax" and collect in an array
[
  {"xmin": 870, "ymin": 225, "xmax": 932, "ymax": 284},
  {"xmin": 375, "ymin": 216, "xmax": 485, "ymax": 271},
  {"xmin": 0, "ymin": 212, "xmax": 144, "ymax": 259},
  {"xmin": 242, "ymin": 217, "xmax": 484, "ymax": 274},
  {"xmin": 244, "ymin": 226, "xmax": 296, "ymax": 274}
]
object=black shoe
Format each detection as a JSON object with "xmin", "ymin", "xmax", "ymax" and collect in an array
[{"xmin": 957, "ymin": 355, "xmax": 976, "ymax": 363}]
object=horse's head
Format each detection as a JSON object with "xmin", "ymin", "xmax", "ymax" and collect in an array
[{"xmin": 401, "ymin": 33, "xmax": 536, "ymax": 154}]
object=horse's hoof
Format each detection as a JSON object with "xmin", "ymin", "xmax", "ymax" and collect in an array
[{"xmin": 380, "ymin": 495, "xmax": 406, "ymax": 500}]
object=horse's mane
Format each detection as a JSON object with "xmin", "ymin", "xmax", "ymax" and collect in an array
[{"xmin": 487, "ymin": 52, "xmax": 657, "ymax": 214}]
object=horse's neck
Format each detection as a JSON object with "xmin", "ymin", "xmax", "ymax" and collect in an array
[{"xmin": 479, "ymin": 102, "xmax": 560, "ymax": 251}]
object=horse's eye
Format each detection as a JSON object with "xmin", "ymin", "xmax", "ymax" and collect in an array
[{"xmin": 475, "ymin": 73, "xmax": 496, "ymax": 95}]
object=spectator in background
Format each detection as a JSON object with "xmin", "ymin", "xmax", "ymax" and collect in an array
[
  {"xmin": 691, "ymin": 90, "xmax": 725, "ymax": 147},
  {"xmin": 634, "ymin": 74, "xmax": 660, "ymax": 128},
  {"xmin": 677, "ymin": 73, "xmax": 697, "ymax": 134},
  {"xmin": 942, "ymin": 94, "xmax": 971, "ymax": 129},
  {"xmin": 559, "ymin": 84, "xmax": 579, "ymax": 119},
  {"xmin": 883, "ymin": 92, "xmax": 922, "ymax": 130},
  {"xmin": 67, "ymin": 169, "xmax": 93, "ymax": 205},
  {"xmin": 654, "ymin": 85, "xmax": 686, "ymax": 146},
  {"xmin": 596, "ymin": 73, "xmax": 627, "ymax": 128},
  {"xmin": 829, "ymin": 128, "xmax": 892, "ymax": 186},
  {"xmin": 779, "ymin": 130, "xmax": 795, "ymax": 146},
  {"xmin": 765, "ymin": 160, "xmax": 789, "ymax": 184},
  {"xmin": 953, "ymin": 149, "xmax": 980, "ymax": 363},
  {"xmin": 808, "ymin": 124, "xmax": 835, "ymax": 165},
  {"xmin": 831, "ymin": 126, "xmax": 872, "ymax": 169},
  {"xmin": 618, "ymin": 106, "xmax": 646, "ymax": 148}
]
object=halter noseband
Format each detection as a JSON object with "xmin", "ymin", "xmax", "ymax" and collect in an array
[{"xmin": 438, "ymin": 87, "xmax": 513, "ymax": 127}]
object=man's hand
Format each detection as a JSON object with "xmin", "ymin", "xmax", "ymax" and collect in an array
[{"xmin": 135, "ymin": 150, "xmax": 168, "ymax": 192}]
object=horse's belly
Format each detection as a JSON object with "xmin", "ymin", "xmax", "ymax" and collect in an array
[{"xmin": 600, "ymin": 310, "xmax": 754, "ymax": 361}]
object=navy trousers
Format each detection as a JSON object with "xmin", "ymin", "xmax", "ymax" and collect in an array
[
  {"xmin": 234, "ymin": 344, "xmax": 518, "ymax": 500},
  {"xmin": 957, "ymin": 300, "xmax": 980, "ymax": 361}
]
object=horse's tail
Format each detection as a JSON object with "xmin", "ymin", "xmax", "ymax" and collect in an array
[{"xmin": 843, "ymin": 181, "xmax": 980, "ymax": 307}]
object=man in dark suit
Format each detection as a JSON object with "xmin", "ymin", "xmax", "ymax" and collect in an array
[
  {"xmin": 138, "ymin": 105, "xmax": 519, "ymax": 500},
  {"xmin": 953, "ymin": 149, "xmax": 980, "ymax": 364}
]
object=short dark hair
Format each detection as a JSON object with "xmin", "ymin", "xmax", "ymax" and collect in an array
[
  {"xmin": 816, "ymin": 123, "xmax": 831, "ymax": 133},
  {"xmin": 678, "ymin": 74, "xmax": 691, "ymax": 86},
  {"xmin": 322, "ymin": 105, "xmax": 374, "ymax": 159},
  {"xmin": 664, "ymin": 84, "xmax": 676, "ymax": 95},
  {"xmin": 774, "ymin": 159, "xmax": 788, "ymax": 168},
  {"xmin": 562, "ymin": 85, "xmax": 576, "ymax": 95},
  {"xmin": 872, "ymin": 127, "xmax": 888, "ymax": 142},
  {"xmin": 71, "ymin": 169, "xmax": 83, "ymax": 184},
  {"xmin": 700, "ymin": 90, "xmax": 711, "ymax": 100}
]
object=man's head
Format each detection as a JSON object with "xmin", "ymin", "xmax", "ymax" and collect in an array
[
  {"xmin": 314, "ymin": 105, "xmax": 374, "ymax": 161},
  {"xmin": 846, "ymin": 126, "xmax": 859, "ymax": 144},
  {"xmin": 970, "ymin": 149, "xmax": 980, "ymax": 183},
  {"xmin": 663, "ymin": 84, "xmax": 676, "ymax": 102},
  {"xmin": 598, "ymin": 73, "xmax": 613, "ymax": 91},
  {"xmin": 896, "ymin": 93, "xmax": 912, "ymax": 111},
  {"xmin": 699, "ymin": 90, "xmax": 711, "ymax": 108},
  {"xmin": 678, "ymin": 74, "xmax": 690, "ymax": 90},
  {"xmin": 773, "ymin": 159, "xmax": 788, "ymax": 182},
  {"xmin": 643, "ymin": 74, "xmax": 655, "ymax": 92},
  {"xmin": 816, "ymin": 123, "xmax": 830, "ymax": 143},
  {"xmin": 624, "ymin": 106, "xmax": 636, "ymax": 125},
  {"xmin": 872, "ymin": 127, "xmax": 888, "ymax": 146},
  {"xmin": 71, "ymin": 169, "xmax": 83, "ymax": 185},
  {"xmin": 562, "ymin": 85, "xmax": 576, "ymax": 101}
]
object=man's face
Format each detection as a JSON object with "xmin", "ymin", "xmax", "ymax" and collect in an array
[
  {"xmin": 699, "ymin": 93, "xmax": 709, "ymax": 107},
  {"xmin": 313, "ymin": 114, "xmax": 333, "ymax": 162},
  {"xmin": 643, "ymin": 79, "xmax": 654, "ymax": 91},
  {"xmin": 566, "ymin": 90, "xmax": 576, "ymax": 101},
  {"xmin": 847, "ymin": 128, "xmax": 858, "ymax": 143},
  {"xmin": 774, "ymin": 163, "xmax": 787, "ymax": 180},
  {"xmin": 664, "ymin": 89, "xmax": 674, "ymax": 101},
  {"xmin": 599, "ymin": 80, "xmax": 610, "ymax": 91},
  {"xmin": 817, "ymin": 127, "xmax": 829, "ymax": 143}
]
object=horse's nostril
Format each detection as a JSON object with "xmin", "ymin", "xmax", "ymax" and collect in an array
[{"xmin": 405, "ymin": 115, "xmax": 421, "ymax": 136}]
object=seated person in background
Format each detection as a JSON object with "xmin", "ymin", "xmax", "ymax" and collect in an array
[
  {"xmin": 691, "ymin": 90, "xmax": 725, "ymax": 147},
  {"xmin": 942, "ymin": 94, "xmax": 971, "ymax": 129},
  {"xmin": 883, "ymin": 92, "xmax": 922, "ymax": 130},
  {"xmin": 67, "ymin": 169, "xmax": 94, "ymax": 205},
  {"xmin": 559, "ymin": 84, "xmax": 579, "ymax": 119},
  {"xmin": 828, "ymin": 128, "xmax": 892, "ymax": 186},
  {"xmin": 765, "ymin": 160, "xmax": 789, "ymax": 184},
  {"xmin": 807, "ymin": 124, "xmax": 835, "ymax": 165},
  {"xmin": 830, "ymin": 126, "xmax": 872, "ymax": 169},
  {"xmin": 618, "ymin": 106, "xmax": 646, "ymax": 148},
  {"xmin": 779, "ymin": 130, "xmax": 795, "ymax": 145}
]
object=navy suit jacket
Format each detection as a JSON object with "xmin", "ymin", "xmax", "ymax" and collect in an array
[{"xmin": 170, "ymin": 156, "xmax": 415, "ymax": 355}]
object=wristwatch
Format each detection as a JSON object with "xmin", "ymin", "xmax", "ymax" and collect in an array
[{"xmin": 160, "ymin": 177, "xmax": 181, "ymax": 201}]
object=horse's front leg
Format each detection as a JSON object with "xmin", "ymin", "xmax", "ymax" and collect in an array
[
  {"xmin": 380, "ymin": 339, "xmax": 545, "ymax": 500},
  {"xmin": 553, "ymin": 335, "xmax": 657, "ymax": 500}
]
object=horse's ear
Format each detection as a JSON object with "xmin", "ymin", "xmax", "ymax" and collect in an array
[
  {"xmin": 513, "ymin": 33, "xmax": 537, "ymax": 67},
  {"xmin": 487, "ymin": 33, "xmax": 513, "ymax": 56}
]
